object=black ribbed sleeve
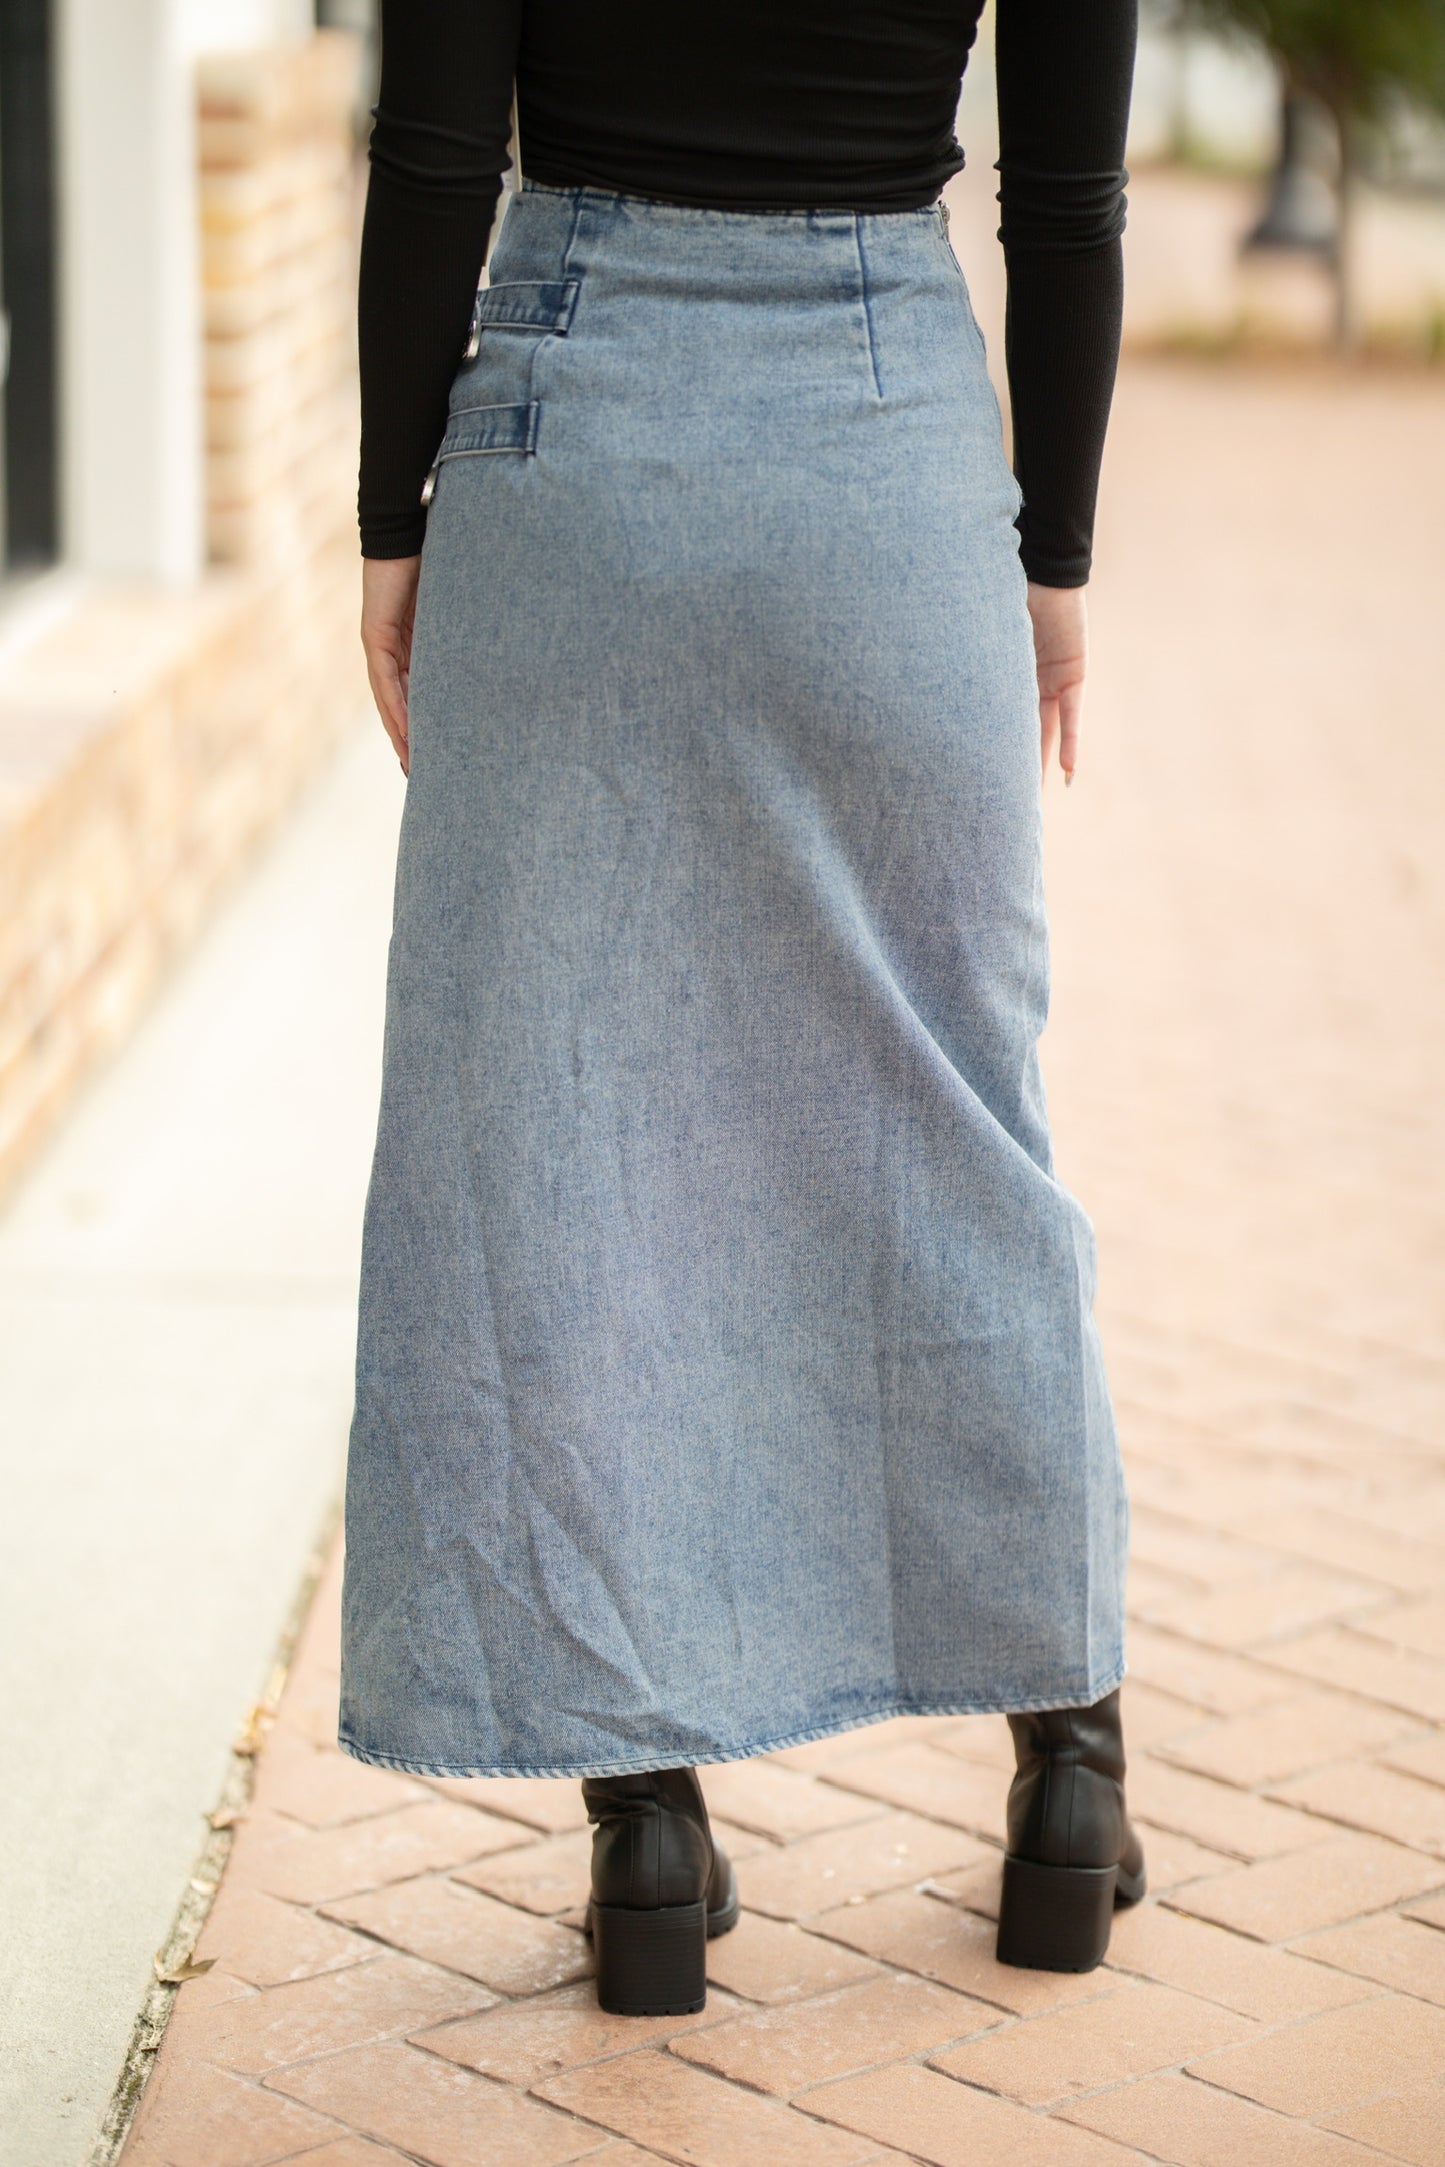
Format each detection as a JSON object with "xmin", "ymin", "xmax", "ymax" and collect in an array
[
  {"xmin": 996, "ymin": 0, "xmax": 1136, "ymax": 586},
  {"xmin": 358, "ymin": 0, "xmax": 520, "ymax": 558}
]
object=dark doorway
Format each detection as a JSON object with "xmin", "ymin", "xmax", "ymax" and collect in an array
[{"xmin": 0, "ymin": 0, "xmax": 59, "ymax": 571}]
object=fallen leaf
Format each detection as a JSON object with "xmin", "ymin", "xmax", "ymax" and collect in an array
[
  {"xmin": 232, "ymin": 1700, "xmax": 278, "ymax": 1756},
  {"xmin": 154, "ymin": 1954, "xmax": 215, "ymax": 1985}
]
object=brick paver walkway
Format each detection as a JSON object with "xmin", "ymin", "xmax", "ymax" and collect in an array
[{"xmin": 120, "ymin": 350, "xmax": 1445, "ymax": 2167}]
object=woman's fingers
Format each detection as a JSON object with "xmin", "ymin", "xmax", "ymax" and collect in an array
[
  {"xmin": 361, "ymin": 554, "xmax": 423, "ymax": 777},
  {"xmin": 1038, "ymin": 689, "xmax": 1061, "ymax": 782},
  {"xmin": 367, "ymin": 648, "xmax": 411, "ymax": 775},
  {"xmin": 1025, "ymin": 580, "xmax": 1088, "ymax": 788},
  {"xmin": 1057, "ymin": 676, "xmax": 1085, "ymax": 786}
]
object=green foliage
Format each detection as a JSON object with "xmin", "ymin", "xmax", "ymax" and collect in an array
[{"xmin": 1188, "ymin": 0, "xmax": 1445, "ymax": 120}]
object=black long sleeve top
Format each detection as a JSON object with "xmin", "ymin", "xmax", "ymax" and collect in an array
[{"xmin": 357, "ymin": 0, "xmax": 1137, "ymax": 586}]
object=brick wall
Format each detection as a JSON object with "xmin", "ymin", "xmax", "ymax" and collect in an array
[
  {"xmin": 200, "ymin": 35, "xmax": 360, "ymax": 571},
  {"xmin": 0, "ymin": 32, "xmax": 369, "ymax": 1198}
]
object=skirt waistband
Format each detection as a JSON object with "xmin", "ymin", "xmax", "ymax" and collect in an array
[{"xmin": 517, "ymin": 174, "xmax": 946, "ymax": 227}]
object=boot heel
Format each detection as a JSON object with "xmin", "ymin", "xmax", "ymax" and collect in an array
[
  {"xmin": 996, "ymin": 1855, "xmax": 1117, "ymax": 1973},
  {"xmin": 590, "ymin": 1899, "xmax": 708, "ymax": 2015}
]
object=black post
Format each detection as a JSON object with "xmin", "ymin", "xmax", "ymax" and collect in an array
[
  {"xmin": 1244, "ymin": 81, "xmax": 1337, "ymax": 257},
  {"xmin": 0, "ymin": 0, "xmax": 59, "ymax": 569}
]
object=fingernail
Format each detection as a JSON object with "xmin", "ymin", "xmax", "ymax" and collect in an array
[{"xmin": 1064, "ymin": 768, "xmax": 1075, "ymax": 788}]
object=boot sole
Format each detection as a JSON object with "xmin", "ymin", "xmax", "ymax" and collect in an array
[
  {"xmin": 996, "ymin": 1854, "xmax": 1148, "ymax": 1974},
  {"xmin": 587, "ymin": 1880, "xmax": 740, "ymax": 2017}
]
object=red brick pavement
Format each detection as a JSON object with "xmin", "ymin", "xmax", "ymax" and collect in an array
[{"xmin": 120, "ymin": 352, "xmax": 1445, "ymax": 2165}]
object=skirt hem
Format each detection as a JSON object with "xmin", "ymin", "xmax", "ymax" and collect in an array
[{"xmin": 335, "ymin": 1661, "xmax": 1127, "ymax": 1781}]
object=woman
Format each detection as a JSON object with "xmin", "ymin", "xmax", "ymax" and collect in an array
[{"xmin": 345, "ymin": 0, "xmax": 1144, "ymax": 2014}]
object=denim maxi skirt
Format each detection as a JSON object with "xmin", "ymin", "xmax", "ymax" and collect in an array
[{"xmin": 339, "ymin": 180, "xmax": 1128, "ymax": 1779}]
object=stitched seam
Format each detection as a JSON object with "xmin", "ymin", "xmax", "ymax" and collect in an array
[
  {"xmin": 478, "ymin": 280, "xmax": 580, "ymax": 335},
  {"xmin": 521, "ymin": 177, "xmax": 939, "ymax": 226},
  {"xmin": 853, "ymin": 214, "xmax": 884, "ymax": 402},
  {"xmin": 436, "ymin": 400, "xmax": 538, "ymax": 461},
  {"xmin": 437, "ymin": 444, "xmax": 528, "ymax": 459},
  {"xmin": 334, "ymin": 1662, "xmax": 1132, "ymax": 1781},
  {"xmin": 526, "ymin": 193, "xmax": 586, "ymax": 415}
]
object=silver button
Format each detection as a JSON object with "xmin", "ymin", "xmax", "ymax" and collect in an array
[
  {"xmin": 465, "ymin": 323, "xmax": 481, "ymax": 360},
  {"xmin": 420, "ymin": 465, "xmax": 438, "ymax": 506}
]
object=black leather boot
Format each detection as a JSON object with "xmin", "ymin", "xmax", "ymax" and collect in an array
[
  {"xmin": 581, "ymin": 1765, "xmax": 740, "ymax": 2015},
  {"xmin": 995, "ymin": 1688, "xmax": 1146, "ymax": 1973}
]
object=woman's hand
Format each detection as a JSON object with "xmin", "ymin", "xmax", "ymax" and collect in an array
[
  {"xmin": 1026, "ymin": 580, "xmax": 1087, "ymax": 786},
  {"xmin": 362, "ymin": 554, "xmax": 422, "ymax": 776}
]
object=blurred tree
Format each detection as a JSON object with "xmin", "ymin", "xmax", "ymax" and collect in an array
[{"xmin": 1186, "ymin": 0, "xmax": 1445, "ymax": 348}]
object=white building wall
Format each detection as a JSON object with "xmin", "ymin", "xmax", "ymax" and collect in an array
[{"xmin": 55, "ymin": 0, "xmax": 310, "ymax": 584}]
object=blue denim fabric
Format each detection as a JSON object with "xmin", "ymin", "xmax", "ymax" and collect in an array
[{"xmin": 339, "ymin": 181, "xmax": 1128, "ymax": 1779}]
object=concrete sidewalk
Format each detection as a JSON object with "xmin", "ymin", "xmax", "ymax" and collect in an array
[
  {"xmin": 0, "ymin": 727, "xmax": 403, "ymax": 2167},
  {"xmin": 112, "ymin": 341, "xmax": 1445, "ymax": 2167}
]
